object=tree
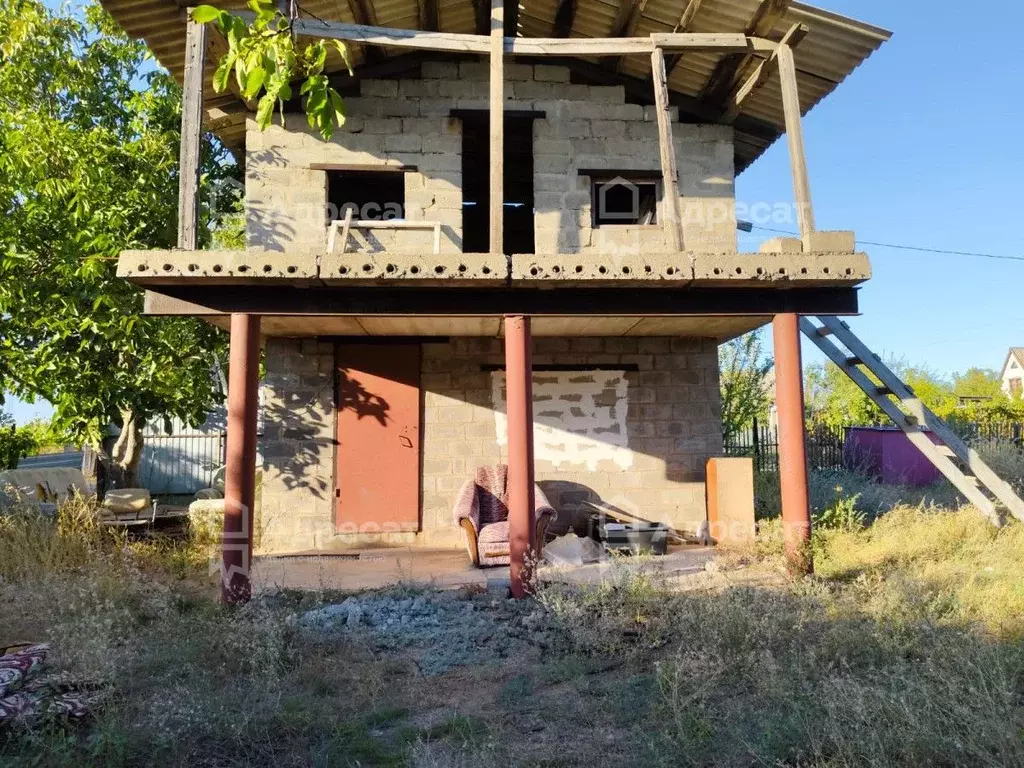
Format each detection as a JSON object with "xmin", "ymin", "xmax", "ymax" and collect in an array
[
  {"xmin": 719, "ymin": 331, "xmax": 773, "ymax": 442},
  {"xmin": 952, "ymin": 368, "xmax": 1003, "ymax": 401},
  {"xmin": 193, "ymin": 1, "xmax": 352, "ymax": 139},
  {"xmin": 0, "ymin": 409, "xmax": 38, "ymax": 469},
  {"xmin": 805, "ymin": 358, "xmax": 962, "ymax": 427},
  {"xmin": 804, "ymin": 360, "xmax": 884, "ymax": 428},
  {"xmin": 0, "ymin": 0, "xmax": 237, "ymax": 485}
]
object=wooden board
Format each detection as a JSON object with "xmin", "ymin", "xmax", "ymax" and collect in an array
[
  {"xmin": 177, "ymin": 17, "xmax": 206, "ymax": 250},
  {"xmin": 651, "ymin": 46, "xmax": 684, "ymax": 252}
]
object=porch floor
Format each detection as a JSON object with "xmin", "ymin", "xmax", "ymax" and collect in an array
[{"xmin": 251, "ymin": 545, "xmax": 720, "ymax": 594}]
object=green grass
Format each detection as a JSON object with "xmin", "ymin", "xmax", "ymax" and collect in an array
[{"xmin": 2, "ymin": 472, "xmax": 1023, "ymax": 767}]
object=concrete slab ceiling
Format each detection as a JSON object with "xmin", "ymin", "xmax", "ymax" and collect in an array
[{"xmin": 206, "ymin": 315, "xmax": 770, "ymax": 341}]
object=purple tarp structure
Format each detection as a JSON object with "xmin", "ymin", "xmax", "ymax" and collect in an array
[{"xmin": 844, "ymin": 426, "xmax": 943, "ymax": 486}]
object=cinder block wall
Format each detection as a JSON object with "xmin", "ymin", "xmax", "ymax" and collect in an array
[
  {"xmin": 245, "ymin": 60, "xmax": 736, "ymax": 254},
  {"xmin": 259, "ymin": 338, "xmax": 338, "ymax": 553},
  {"xmin": 257, "ymin": 336, "xmax": 723, "ymax": 553}
]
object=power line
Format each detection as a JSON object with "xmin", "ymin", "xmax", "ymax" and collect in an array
[{"xmin": 747, "ymin": 225, "xmax": 1024, "ymax": 263}]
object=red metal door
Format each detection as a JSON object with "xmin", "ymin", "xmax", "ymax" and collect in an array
[{"xmin": 335, "ymin": 344, "xmax": 422, "ymax": 534}]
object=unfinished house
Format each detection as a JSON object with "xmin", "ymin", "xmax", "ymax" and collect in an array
[{"xmin": 108, "ymin": 0, "xmax": 895, "ymax": 599}]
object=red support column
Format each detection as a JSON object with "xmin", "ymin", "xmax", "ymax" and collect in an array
[
  {"xmin": 772, "ymin": 313, "xmax": 813, "ymax": 574},
  {"xmin": 222, "ymin": 313, "xmax": 261, "ymax": 604},
  {"xmin": 504, "ymin": 314, "xmax": 536, "ymax": 598}
]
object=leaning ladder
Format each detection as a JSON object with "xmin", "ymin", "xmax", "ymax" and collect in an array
[{"xmin": 800, "ymin": 316, "xmax": 1024, "ymax": 527}]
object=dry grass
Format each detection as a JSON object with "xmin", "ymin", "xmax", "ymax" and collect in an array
[{"xmin": 1, "ymin": 478, "xmax": 1023, "ymax": 767}]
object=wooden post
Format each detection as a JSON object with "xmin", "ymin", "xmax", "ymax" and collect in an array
[
  {"xmin": 489, "ymin": 0, "xmax": 504, "ymax": 254},
  {"xmin": 222, "ymin": 313, "xmax": 261, "ymax": 604},
  {"xmin": 178, "ymin": 14, "xmax": 207, "ymax": 250},
  {"xmin": 504, "ymin": 314, "xmax": 535, "ymax": 598},
  {"xmin": 773, "ymin": 313, "xmax": 812, "ymax": 574},
  {"xmin": 650, "ymin": 46, "xmax": 684, "ymax": 252},
  {"xmin": 777, "ymin": 43, "xmax": 815, "ymax": 245}
]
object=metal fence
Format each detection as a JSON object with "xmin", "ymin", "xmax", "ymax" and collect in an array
[
  {"xmin": 136, "ymin": 431, "xmax": 227, "ymax": 495},
  {"xmin": 725, "ymin": 417, "xmax": 1024, "ymax": 474},
  {"xmin": 947, "ymin": 420, "xmax": 1024, "ymax": 446},
  {"xmin": 134, "ymin": 408, "xmax": 231, "ymax": 495},
  {"xmin": 724, "ymin": 417, "xmax": 847, "ymax": 473}
]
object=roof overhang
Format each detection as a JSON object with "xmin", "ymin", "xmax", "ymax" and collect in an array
[{"xmin": 99, "ymin": 0, "xmax": 890, "ymax": 171}]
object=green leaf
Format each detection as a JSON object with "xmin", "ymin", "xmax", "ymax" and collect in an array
[
  {"xmin": 212, "ymin": 56, "xmax": 233, "ymax": 92},
  {"xmin": 234, "ymin": 55, "xmax": 247, "ymax": 90},
  {"xmin": 305, "ymin": 87, "xmax": 326, "ymax": 113},
  {"xmin": 255, "ymin": 93, "xmax": 274, "ymax": 129},
  {"xmin": 243, "ymin": 66, "xmax": 266, "ymax": 98},
  {"xmin": 190, "ymin": 5, "xmax": 222, "ymax": 23},
  {"xmin": 328, "ymin": 88, "xmax": 345, "ymax": 125},
  {"xmin": 331, "ymin": 40, "xmax": 353, "ymax": 75}
]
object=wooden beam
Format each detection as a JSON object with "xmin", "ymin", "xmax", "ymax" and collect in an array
[
  {"xmin": 420, "ymin": 0, "xmax": 439, "ymax": 31},
  {"xmin": 777, "ymin": 42, "xmax": 815, "ymax": 242},
  {"xmin": 651, "ymin": 47, "xmax": 683, "ymax": 252},
  {"xmin": 720, "ymin": 23, "xmax": 807, "ymax": 123},
  {"xmin": 235, "ymin": 15, "xmax": 775, "ymax": 56},
  {"xmin": 178, "ymin": 13, "xmax": 206, "ymax": 250},
  {"xmin": 605, "ymin": 0, "xmax": 647, "ymax": 71},
  {"xmin": 551, "ymin": 0, "xmax": 577, "ymax": 37},
  {"xmin": 700, "ymin": 0, "xmax": 789, "ymax": 105},
  {"xmin": 505, "ymin": 0, "xmax": 520, "ymax": 39},
  {"xmin": 472, "ymin": 0, "xmax": 489, "ymax": 36},
  {"xmin": 663, "ymin": 0, "xmax": 705, "ymax": 75},
  {"xmin": 608, "ymin": 0, "xmax": 645, "ymax": 38},
  {"xmin": 490, "ymin": 0, "xmax": 504, "ymax": 255},
  {"xmin": 346, "ymin": 0, "xmax": 382, "ymax": 62}
]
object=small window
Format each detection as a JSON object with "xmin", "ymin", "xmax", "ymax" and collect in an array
[
  {"xmin": 326, "ymin": 170, "xmax": 406, "ymax": 222},
  {"xmin": 592, "ymin": 178, "xmax": 659, "ymax": 226}
]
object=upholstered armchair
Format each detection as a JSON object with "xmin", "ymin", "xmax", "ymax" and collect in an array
[{"xmin": 452, "ymin": 464, "xmax": 556, "ymax": 567}]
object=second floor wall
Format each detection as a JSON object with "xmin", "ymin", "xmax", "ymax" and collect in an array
[{"xmin": 245, "ymin": 60, "xmax": 737, "ymax": 256}]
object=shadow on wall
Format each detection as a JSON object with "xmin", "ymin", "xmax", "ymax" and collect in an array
[
  {"xmin": 245, "ymin": 148, "xmax": 299, "ymax": 253},
  {"xmin": 338, "ymin": 370, "xmax": 390, "ymax": 427},
  {"xmin": 245, "ymin": 143, "xmax": 464, "ymax": 254}
]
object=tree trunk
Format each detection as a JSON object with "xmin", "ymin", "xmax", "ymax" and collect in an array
[{"xmin": 109, "ymin": 408, "xmax": 144, "ymax": 489}]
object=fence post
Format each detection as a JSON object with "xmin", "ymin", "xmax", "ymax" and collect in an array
[{"xmin": 752, "ymin": 416, "xmax": 761, "ymax": 473}]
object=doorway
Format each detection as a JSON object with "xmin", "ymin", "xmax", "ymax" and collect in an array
[
  {"xmin": 460, "ymin": 114, "xmax": 535, "ymax": 255},
  {"xmin": 335, "ymin": 344, "xmax": 422, "ymax": 534}
]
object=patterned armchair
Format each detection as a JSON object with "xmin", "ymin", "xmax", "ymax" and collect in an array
[{"xmin": 452, "ymin": 464, "xmax": 556, "ymax": 567}]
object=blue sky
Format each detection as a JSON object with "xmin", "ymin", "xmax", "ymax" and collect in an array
[
  {"xmin": 6, "ymin": 0, "xmax": 1022, "ymax": 423},
  {"xmin": 738, "ymin": 0, "xmax": 1024, "ymax": 376}
]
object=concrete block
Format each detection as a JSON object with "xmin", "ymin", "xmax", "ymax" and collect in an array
[
  {"xmin": 458, "ymin": 61, "xmax": 489, "ymax": 81},
  {"xmin": 533, "ymin": 64, "xmax": 570, "ymax": 82},
  {"xmin": 588, "ymin": 85, "xmax": 626, "ymax": 103},
  {"xmin": 439, "ymin": 80, "xmax": 483, "ymax": 99},
  {"xmin": 399, "ymin": 79, "xmax": 440, "ymax": 98},
  {"xmin": 591, "ymin": 120, "xmax": 627, "ymax": 138},
  {"xmin": 384, "ymin": 134, "xmax": 422, "ymax": 152},
  {"xmin": 361, "ymin": 79, "xmax": 398, "ymax": 97},
  {"xmin": 758, "ymin": 237, "xmax": 802, "ymax": 254},
  {"xmin": 506, "ymin": 62, "xmax": 535, "ymax": 81},
  {"xmin": 421, "ymin": 62, "xmax": 458, "ymax": 79},
  {"xmin": 804, "ymin": 230, "xmax": 856, "ymax": 253}
]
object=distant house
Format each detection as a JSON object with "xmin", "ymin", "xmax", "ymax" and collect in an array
[{"xmin": 1000, "ymin": 349, "xmax": 1024, "ymax": 397}]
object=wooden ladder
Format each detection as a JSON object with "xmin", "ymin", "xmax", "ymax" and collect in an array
[{"xmin": 800, "ymin": 316, "xmax": 1024, "ymax": 527}]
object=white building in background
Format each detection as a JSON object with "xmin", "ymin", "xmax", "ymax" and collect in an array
[{"xmin": 999, "ymin": 348, "xmax": 1024, "ymax": 397}]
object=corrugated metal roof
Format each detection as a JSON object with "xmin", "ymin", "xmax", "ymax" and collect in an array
[{"xmin": 98, "ymin": 0, "xmax": 890, "ymax": 170}]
